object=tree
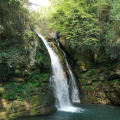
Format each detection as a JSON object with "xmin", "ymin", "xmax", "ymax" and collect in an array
[
  {"xmin": 49, "ymin": 0, "xmax": 100, "ymax": 50},
  {"xmin": 0, "ymin": 0, "xmax": 29, "ymax": 66}
]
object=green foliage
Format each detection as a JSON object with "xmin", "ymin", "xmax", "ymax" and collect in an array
[
  {"xmin": 3, "ymin": 72, "xmax": 48, "ymax": 100},
  {"xmin": 30, "ymin": 7, "xmax": 51, "ymax": 36},
  {"xmin": 3, "ymin": 82, "xmax": 37, "ymax": 100},
  {"xmin": 97, "ymin": 0, "xmax": 120, "ymax": 60},
  {"xmin": 110, "ymin": 0, "xmax": 120, "ymax": 21},
  {"xmin": 0, "ymin": 0, "xmax": 50, "ymax": 102},
  {"xmin": 49, "ymin": 0, "xmax": 120, "ymax": 62},
  {"xmin": 0, "ymin": 63, "xmax": 14, "ymax": 82},
  {"xmin": 28, "ymin": 66, "xmax": 49, "ymax": 86},
  {"xmin": 0, "ymin": 0, "xmax": 50, "ymax": 83},
  {"xmin": 85, "ymin": 69, "xmax": 96, "ymax": 76},
  {"xmin": 0, "ymin": 0, "xmax": 29, "ymax": 67},
  {"xmin": 49, "ymin": 0, "xmax": 101, "ymax": 50}
]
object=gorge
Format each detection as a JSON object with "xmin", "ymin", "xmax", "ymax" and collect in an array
[
  {"xmin": 17, "ymin": 33, "xmax": 120, "ymax": 120},
  {"xmin": 0, "ymin": 0, "xmax": 120, "ymax": 120}
]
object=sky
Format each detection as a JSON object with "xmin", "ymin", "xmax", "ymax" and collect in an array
[{"xmin": 29, "ymin": 0, "xmax": 50, "ymax": 10}]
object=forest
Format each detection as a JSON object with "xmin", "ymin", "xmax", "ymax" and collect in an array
[{"xmin": 0, "ymin": 0, "xmax": 120, "ymax": 120}]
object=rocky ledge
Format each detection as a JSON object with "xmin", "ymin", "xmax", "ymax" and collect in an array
[
  {"xmin": 79, "ymin": 66, "xmax": 120, "ymax": 105},
  {"xmin": 0, "ymin": 85, "xmax": 57, "ymax": 120}
]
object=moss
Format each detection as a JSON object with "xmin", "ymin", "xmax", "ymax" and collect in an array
[
  {"xmin": 0, "ymin": 90, "xmax": 56, "ymax": 120},
  {"xmin": 0, "ymin": 87, "xmax": 5, "ymax": 95},
  {"xmin": 0, "ymin": 112, "xmax": 6, "ymax": 120},
  {"xmin": 81, "ymin": 86, "xmax": 85, "ymax": 89},
  {"xmin": 88, "ymin": 86, "xmax": 93, "ymax": 91},
  {"xmin": 80, "ymin": 78, "xmax": 86, "ymax": 84},
  {"xmin": 30, "ymin": 108, "xmax": 38, "ymax": 116},
  {"xmin": 30, "ymin": 96, "xmax": 39, "ymax": 107},
  {"xmin": 85, "ymin": 69, "xmax": 96, "ymax": 76},
  {"xmin": 92, "ymin": 81, "xmax": 99, "ymax": 85},
  {"xmin": 82, "ymin": 94, "xmax": 97, "ymax": 104},
  {"xmin": 82, "ymin": 86, "xmax": 94, "ymax": 92}
]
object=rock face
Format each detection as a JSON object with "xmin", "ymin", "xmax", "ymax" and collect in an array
[
  {"xmin": 79, "ymin": 67, "xmax": 120, "ymax": 105},
  {"xmin": 58, "ymin": 38, "xmax": 120, "ymax": 106},
  {"xmin": 0, "ymin": 86, "xmax": 56, "ymax": 120}
]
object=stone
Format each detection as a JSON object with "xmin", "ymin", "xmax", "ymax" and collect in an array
[
  {"xmin": 81, "ymin": 66, "xmax": 87, "ymax": 71},
  {"xmin": 80, "ymin": 67, "xmax": 120, "ymax": 105},
  {"xmin": 0, "ymin": 86, "xmax": 57, "ymax": 120},
  {"xmin": 86, "ymin": 80, "xmax": 92, "ymax": 85},
  {"xmin": 0, "ymin": 87, "xmax": 5, "ymax": 95}
]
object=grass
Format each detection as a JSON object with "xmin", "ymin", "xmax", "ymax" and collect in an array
[{"xmin": 2, "ymin": 73, "xmax": 49, "ymax": 100}]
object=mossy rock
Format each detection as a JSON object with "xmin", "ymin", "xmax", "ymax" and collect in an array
[
  {"xmin": 0, "ymin": 87, "xmax": 5, "ymax": 95},
  {"xmin": 0, "ymin": 112, "xmax": 6, "ymax": 120}
]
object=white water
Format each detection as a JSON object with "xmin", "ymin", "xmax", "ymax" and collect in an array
[
  {"xmin": 64, "ymin": 56, "xmax": 80, "ymax": 103},
  {"xmin": 56, "ymin": 40, "xmax": 80, "ymax": 103},
  {"xmin": 36, "ymin": 32, "xmax": 81, "ymax": 112}
]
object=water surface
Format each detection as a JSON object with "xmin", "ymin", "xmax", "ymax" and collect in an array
[{"xmin": 17, "ymin": 104, "xmax": 120, "ymax": 120}]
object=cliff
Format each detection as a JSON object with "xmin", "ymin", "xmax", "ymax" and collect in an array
[{"xmin": 59, "ymin": 38, "xmax": 120, "ymax": 106}]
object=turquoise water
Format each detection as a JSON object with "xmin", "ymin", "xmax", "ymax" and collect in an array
[{"xmin": 17, "ymin": 104, "xmax": 120, "ymax": 120}]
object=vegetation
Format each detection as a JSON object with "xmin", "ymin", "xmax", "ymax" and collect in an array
[
  {"xmin": 48, "ymin": 0, "xmax": 120, "ymax": 63},
  {"xmin": 0, "ymin": 0, "xmax": 50, "ymax": 103},
  {"xmin": 0, "ymin": 0, "xmax": 50, "ymax": 82},
  {"xmin": 0, "ymin": 0, "xmax": 29, "ymax": 66},
  {"xmin": 3, "ymin": 73, "xmax": 48, "ymax": 100},
  {"xmin": 30, "ymin": 7, "xmax": 50, "ymax": 36},
  {"xmin": 0, "ymin": 0, "xmax": 120, "ymax": 105},
  {"xmin": 0, "ymin": 0, "xmax": 28, "ymax": 82}
]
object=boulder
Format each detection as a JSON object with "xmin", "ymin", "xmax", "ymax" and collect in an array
[{"xmin": 0, "ymin": 85, "xmax": 57, "ymax": 120}]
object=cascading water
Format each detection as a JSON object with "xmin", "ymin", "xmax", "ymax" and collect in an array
[
  {"xmin": 56, "ymin": 40, "xmax": 80, "ymax": 103},
  {"xmin": 36, "ymin": 32, "xmax": 82, "ymax": 112}
]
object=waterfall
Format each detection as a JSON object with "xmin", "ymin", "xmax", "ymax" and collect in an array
[
  {"xmin": 36, "ymin": 32, "xmax": 81, "ymax": 112},
  {"xmin": 56, "ymin": 40, "xmax": 80, "ymax": 103}
]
